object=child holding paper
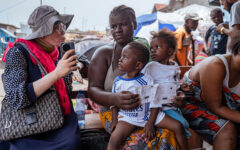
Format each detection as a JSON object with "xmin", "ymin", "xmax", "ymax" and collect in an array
[{"xmin": 107, "ymin": 41, "xmax": 188, "ymax": 150}]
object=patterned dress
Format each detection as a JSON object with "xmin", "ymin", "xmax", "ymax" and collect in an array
[
  {"xmin": 100, "ymin": 109, "xmax": 178, "ymax": 150},
  {"xmin": 181, "ymin": 55, "xmax": 240, "ymax": 144}
]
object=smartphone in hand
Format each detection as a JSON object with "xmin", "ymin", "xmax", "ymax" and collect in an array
[
  {"xmin": 61, "ymin": 42, "xmax": 75, "ymax": 56},
  {"xmin": 60, "ymin": 42, "xmax": 77, "ymax": 68}
]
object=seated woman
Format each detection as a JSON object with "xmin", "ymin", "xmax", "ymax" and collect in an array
[
  {"xmin": 88, "ymin": 5, "xmax": 179, "ymax": 149},
  {"xmin": 181, "ymin": 30, "xmax": 240, "ymax": 150}
]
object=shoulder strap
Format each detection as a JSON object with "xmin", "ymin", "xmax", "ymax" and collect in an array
[
  {"xmin": 15, "ymin": 42, "xmax": 48, "ymax": 76},
  {"xmin": 2, "ymin": 43, "xmax": 56, "ymax": 92},
  {"xmin": 15, "ymin": 42, "xmax": 56, "ymax": 90},
  {"xmin": 215, "ymin": 55, "xmax": 229, "ymax": 87},
  {"xmin": 110, "ymin": 41, "xmax": 116, "ymax": 72},
  {"xmin": 215, "ymin": 55, "xmax": 229, "ymax": 74},
  {"xmin": 112, "ymin": 41, "xmax": 116, "ymax": 64},
  {"xmin": 182, "ymin": 33, "xmax": 185, "ymax": 41}
]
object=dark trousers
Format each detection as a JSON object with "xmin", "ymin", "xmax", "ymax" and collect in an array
[{"xmin": 0, "ymin": 140, "xmax": 10, "ymax": 150}]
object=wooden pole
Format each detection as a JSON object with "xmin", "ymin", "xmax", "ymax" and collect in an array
[{"xmin": 192, "ymin": 37, "xmax": 195, "ymax": 66}]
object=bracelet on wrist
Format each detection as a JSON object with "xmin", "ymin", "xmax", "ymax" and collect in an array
[{"xmin": 220, "ymin": 27, "xmax": 225, "ymax": 34}]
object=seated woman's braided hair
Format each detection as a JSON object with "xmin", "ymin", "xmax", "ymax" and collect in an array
[{"xmin": 109, "ymin": 5, "xmax": 136, "ymax": 24}]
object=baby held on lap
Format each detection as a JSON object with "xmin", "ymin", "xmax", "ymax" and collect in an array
[{"xmin": 108, "ymin": 31, "xmax": 190, "ymax": 150}]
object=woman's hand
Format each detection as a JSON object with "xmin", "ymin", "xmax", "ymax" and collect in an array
[
  {"xmin": 144, "ymin": 122, "xmax": 156, "ymax": 141},
  {"xmin": 54, "ymin": 49, "xmax": 78, "ymax": 79},
  {"xmin": 171, "ymin": 91, "xmax": 187, "ymax": 108},
  {"xmin": 180, "ymin": 83, "xmax": 193, "ymax": 92},
  {"xmin": 114, "ymin": 91, "xmax": 140, "ymax": 110}
]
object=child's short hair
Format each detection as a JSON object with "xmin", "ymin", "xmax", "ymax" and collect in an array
[
  {"xmin": 109, "ymin": 5, "xmax": 136, "ymax": 23},
  {"xmin": 127, "ymin": 41, "xmax": 149, "ymax": 66},
  {"xmin": 211, "ymin": 8, "xmax": 223, "ymax": 15},
  {"xmin": 151, "ymin": 28, "xmax": 177, "ymax": 52}
]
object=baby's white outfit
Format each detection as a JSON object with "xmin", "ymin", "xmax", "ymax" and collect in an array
[
  {"xmin": 112, "ymin": 73, "xmax": 165, "ymax": 127},
  {"xmin": 142, "ymin": 61, "xmax": 180, "ymax": 110}
]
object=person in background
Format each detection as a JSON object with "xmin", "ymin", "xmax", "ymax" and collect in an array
[
  {"xmin": 217, "ymin": 0, "xmax": 240, "ymax": 40},
  {"xmin": 174, "ymin": 13, "xmax": 202, "ymax": 66},
  {"xmin": 181, "ymin": 31, "xmax": 240, "ymax": 150},
  {"xmin": 205, "ymin": 8, "xmax": 228, "ymax": 55},
  {"xmin": 3, "ymin": 5, "xmax": 81, "ymax": 150},
  {"xmin": 88, "ymin": 5, "xmax": 180, "ymax": 150},
  {"xmin": 108, "ymin": 42, "xmax": 188, "ymax": 150}
]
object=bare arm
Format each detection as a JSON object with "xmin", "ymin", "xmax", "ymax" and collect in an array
[
  {"xmin": 200, "ymin": 58, "xmax": 240, "ymax": 123},
  {"xmin": 204, "ymin": 27, "xmax": 211, "ymax": 45},
  {"xmin": 148, "ymin": 108, "xmax": 159, "ymax": 124},
  {"xmin": 88, "ymin": 46, "xmax": 117, "ymax": 106},
  {"xmin": 33, "ymin": 50, "xmax": 78, "ymax": 97},
  {"xmin": 144, "ymin": 108, "xmax": 159, "ymax": 140},
  {"xmin": 204, "ymin": 27, "xmax": 212, "ymax": 52},
  {"xmin": 175, "ymin": 31, "xmax": 183, "ymax": 51},
  {"xmin": 112, "ymin": 106, "xmax": 119, "ymax": 122},
  {"xmin": 5, "ymin": 49, "xmax": 77, "ymax": 109},
  {"xmin": 217, "ymin": 24, "xmax": 240, "ymax": 36},
  {"xmin": 88, "ymin": 46, "xmax": 140, "ymax": 109},
  {"xmin": 187, "ymin": 55, "xmax": 193, "ymax": 65},
  {"xmin": 221, "ymin": 2, "xmax": 240, "ymax": 35},
  {"xmin": 110, "ymin": 106, "xmax": 119, "ymax": 132},
  {"xmin": 229, "ymin": 25, "xmax": 240, "ymax": 38}
]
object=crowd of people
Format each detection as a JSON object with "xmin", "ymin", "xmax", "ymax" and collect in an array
[{"xmin": 0, "ymin": 0, "xmax": 240, "ymax": 150}]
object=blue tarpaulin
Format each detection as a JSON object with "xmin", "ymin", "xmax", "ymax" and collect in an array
[
  {"xmin": 0, "ymin": 28, "xmax": 16, "ymax": 57},
  {"xmin": 134, "ymin": 12, "xmax": 177, "ymax": 36}
]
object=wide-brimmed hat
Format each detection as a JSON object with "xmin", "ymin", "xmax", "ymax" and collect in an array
[
  {"xmin": 184, "ymin": 13, "xmax": 203, "ymax": 21},
  {"xmin": 25, "ymin": 5, "xmax": 74, "ymax": 40}
]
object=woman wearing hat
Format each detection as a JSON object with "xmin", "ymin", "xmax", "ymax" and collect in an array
[
  {"xmin": 4, "ymin": 5, "xmax": 81, "ymax": 150},
  {"xmin": 179, "ymin": 31, "xmax": 240, "ymax": 149}
]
